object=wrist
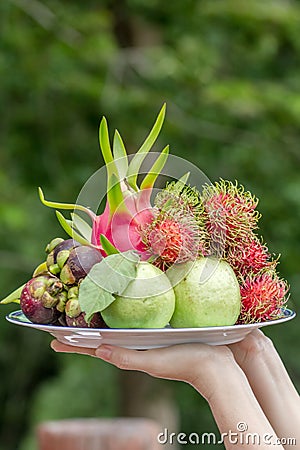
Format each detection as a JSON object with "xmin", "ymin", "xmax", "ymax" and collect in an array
[
  {"xmin": 230, "ymin": 330, "xmax": 300, "ymax": 413},
  {"xmin": 199, "ymin": 361, "xmax": 280, "ymax": 444}
]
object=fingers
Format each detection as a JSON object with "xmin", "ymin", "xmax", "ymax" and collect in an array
[
  {"xmin": 50, "ymin": 339, "xmax": 162, "ymax": 373},
  {"xmin": 228, "ymin": 329, "xmax": 273, "ymax": 367},
  {"xmin": 51, "ymin": 340, "xmax": 97, "ymax": 357},
  {"xmin": 95, "ymin": 344, "xmax": 172, "ymax": 376},
  {"xmin": 95, "ymin": 345, "xmax": 180, "ymax": 377},
  {"xmin": 50, "ymin": 339, "xmax": 235, "ymax": 387},
  {"xmin": 50, "ymin": 339, "xmax": 210, "ymax": 382},
  {"xmin": 51, "ymin": 339, "xmax": 168, "ymax": 376},
  {"xmin": 96, "ymin": 343, "xmax": 232, "ymax": 383}
]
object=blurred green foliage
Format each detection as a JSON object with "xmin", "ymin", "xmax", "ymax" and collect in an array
[{"xmin": 1, "ymin": 0, "xmax": 300, "ymax": 449}]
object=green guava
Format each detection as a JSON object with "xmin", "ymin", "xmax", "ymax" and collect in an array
[
  {"xmin": 169, "ymin": 257, "xmax": 241, "ymax": 327},
  {"xmin": 101, "ymin": 262, "xmax": 175, "ymax": 328}
]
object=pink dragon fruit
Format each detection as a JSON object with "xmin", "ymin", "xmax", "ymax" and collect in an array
[{"xmin": 38, "ymin": 104, "xmax": 169, "ymax": 257}]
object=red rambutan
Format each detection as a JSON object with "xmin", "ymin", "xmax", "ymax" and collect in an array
[
  {"xmin": 139, "ymin": 178, "xmax": 208, "ymax": 269},
  {"xmin": 144, "ymin": 218, "xmax": 199, "ymax": 270},
  {"xmin": 148, "ymin": 220, "xmax": 181, "ymax": 260},
  {"xmin": 201, "ymin": 179, "xmax": 261, "ymax": 256},
  {"xmin": 238, "ymin": 271, "xmax": 289, "ymax": 324},
  {"xmin": 226, "ymin": 236, "xmax": 276, "ymax": 279}
]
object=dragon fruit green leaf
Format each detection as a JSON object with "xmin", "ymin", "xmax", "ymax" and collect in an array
[
  {"xmin": 100, "ymin": 234, "xmax": 119, "ymax": 255},
  {"xmin": 38, "ymin": 187, "xmax": 95, "ymax": 219},
  {"xmin": 55, "ymin": 211, "xmax": 91, "ymax": 246},
  {"xmin": 126, "ymin": 103, "xmax": 166, "ymax": 191},
  {"xmin": 140, "ymin": 145, "xmax": 169, "ymax": 190},
  {"xmin": 71, "ymin": 213, "xmax": 92, "ymax": 242},
  {"xmin": 113, "ymin": 129, "xmax": 128, "ymax": 180}
]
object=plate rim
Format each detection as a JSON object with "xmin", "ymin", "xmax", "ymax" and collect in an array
[{"xmin": 6, "ymin": 308, "xmax": 296, "ymax": 334}]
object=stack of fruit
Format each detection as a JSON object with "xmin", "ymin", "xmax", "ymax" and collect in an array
[
  {"xmin": 13, "ymin": 238, "xmax": 105, "ymax": 327},
  {"xmin": 1, "ymin": 105, "xmax": 290, "ymax": 329}
]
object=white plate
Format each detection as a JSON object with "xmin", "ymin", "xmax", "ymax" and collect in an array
[{"xmin": 6, "ymin": 309, "xmax": 296, "ymax": 349}]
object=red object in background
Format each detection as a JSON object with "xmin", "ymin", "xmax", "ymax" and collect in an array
[{"xmin": 37, "ymin": 418, "xmax": 162, "ymax": 450}]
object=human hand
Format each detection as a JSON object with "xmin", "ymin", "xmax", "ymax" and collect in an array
[
  {"xmin": 51, "ymin": 331, "xmax": 299, "ymax": 450},
  {"xmin": 51, "ymin": 340, "xmax": 235, "ymax": 401},
  {"xmin": 228, "ymin": 329, "xmax": 273, "ymax": 368},
  {"xmin": 230, "ymin": 329, "xmax": 300, "ymax": 448},
  {"xmin": 51, "ymin": 337, "xmax": 287, "ymax": 448}
]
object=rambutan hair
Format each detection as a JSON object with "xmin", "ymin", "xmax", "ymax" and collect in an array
[
  {"xmin": 155, "ymin": 179, "xmax": 205, "ymax": 224},
  {"xmin": 226, "ymin": 235, "xmax": 277, "ymax": 279},
  {"xmin": 201, "ymin": 179, "xmax": 261, "ymax": 257},
  {"xmin": 141, "ymin": 218, "xmax": 200, "ymax": 270},
  {"xmin": 139, "ymin": 180, "xmax": 208, "ymax": 270},
  {"xmin": 238, "ymin": 270, "xmax": 289, "ymax": 324}
]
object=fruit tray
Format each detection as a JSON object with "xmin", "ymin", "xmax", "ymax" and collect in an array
[{"xmin": 2, "ymin": 105, "xmax": 296, "ymax": 345}]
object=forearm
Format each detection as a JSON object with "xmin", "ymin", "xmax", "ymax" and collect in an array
[
  {"xmin": 231, "ymin": 334, "xmax": 300, "ymax": 448},
  {"xmin": 192, "ymin": 359, "xmax": 284, "ymax": 450}
]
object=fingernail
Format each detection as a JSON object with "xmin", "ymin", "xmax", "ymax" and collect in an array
[
  {"xmin": 95, "ymin": 345, "xmax": 112, "ymax": 360},
  {"xmin": 50, "ymin": 341, "xmax": 58, "ymax": 352}
]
